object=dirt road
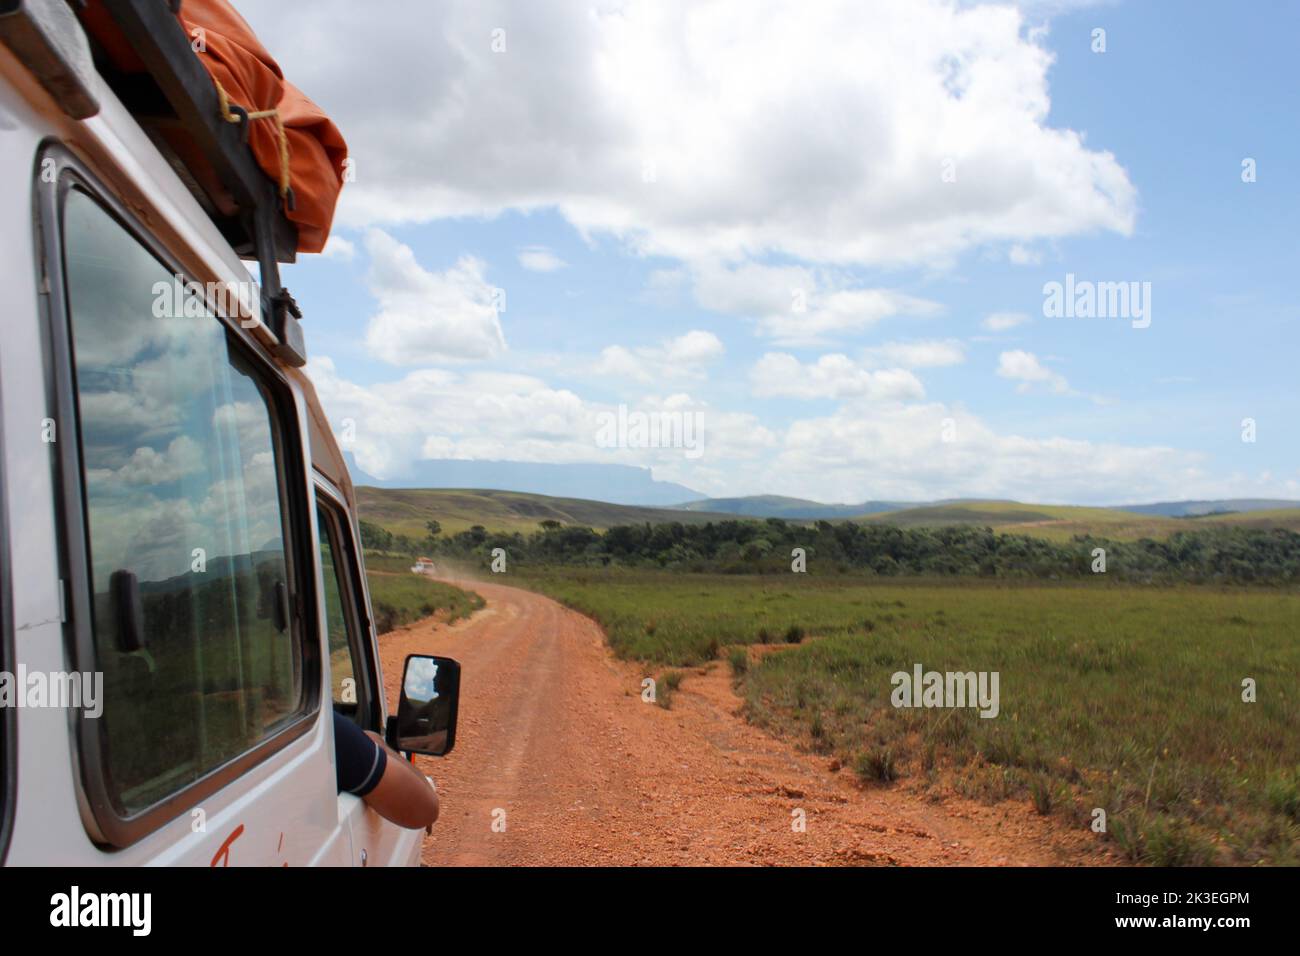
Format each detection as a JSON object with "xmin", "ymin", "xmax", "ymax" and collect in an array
[{"xmin": 378, "ymin": 578, "xmax": 1106, "ymax": 866}]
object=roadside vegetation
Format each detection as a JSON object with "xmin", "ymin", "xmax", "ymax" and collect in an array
[
  {"xmin": 518, "ymin": 568, "xmax": 1300, "ymax": 866},
  {"xmin": 361, "ymin": 552, "xmax": 484, "ymax": 633}
]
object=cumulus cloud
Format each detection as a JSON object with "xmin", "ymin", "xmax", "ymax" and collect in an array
[
  {"xmin": 592, "ymin": 330, "xmax": 724, "ymax": 383},
  {"xmin": 305, "ymin": 356, "xmax": 1253, "ymax": 504},
  {"xmin": 363, "ymin": 229, "xmax": 507, "ymax": 364},
  {"xmin": 227, "ymin": 0, "xmax": 1223, "ymax": 506},
  {"xmin": 859, "ymin": 339, "xmax": 966, "ymax": 369},
  {"xmin": 1008, "ymin": 244, "xmax": 1042, "ymax": 266},
  {"xmin": 689, "ymin": 261, "xmax": 942, "ymax": 345},
  {"xmin": 240, "ymin": 0, "xmax": 1136, "ymax": 271},
  {"xmin": 761, "ymin": 402, "xmax": 1209, "ymax": 504},
  {"xmin": 997, "ymin": 349, "xmax": 1069, "ymax": 393},
  {"xmin": 983, "ymin": 311, "xmax": 1032, "ymax": 332},
  {"xmin": 305, "ymin": 356, "xmax": 772, "ymax": 484},
  {"xmin": 317, "ymin": 235, "xmax": 356, "ymax": 261},
  {"xmin": 518, "ymin": 246, "xmax": 568, "ymax": 272},
  {"xmin": 751, "ymin": 353, "xmax": 925, "ymax": 401},
  {"xmin": 87, "ymin": 435, "xmax": 204, "ymax": 487}
]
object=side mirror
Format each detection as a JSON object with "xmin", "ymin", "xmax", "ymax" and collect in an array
[{"xmin": 391, "ymin": 655, "xmax": 460, "ymax": 757}]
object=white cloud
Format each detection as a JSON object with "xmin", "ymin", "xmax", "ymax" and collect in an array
[
  {"xmin": 751, "ymin": 353, "xmax": 925, "ymax": 401},
  {"xmin": 762, "ymin": 402, "xmax": 1208, "ymax": 504},
  {"xmin": 518, "ymin": 245, "xmax": 568, "ymax": 272},
  {"xmin": 641, "ymin": 268, "xmax": 689, "ymax": 307},
  {"xmin": 664, "ymin": 330, "xmax": 725, "ymax": 364},
  {"xmin": 591, "ymin": 346, "xmax": 644, "ymax": 382},
  {"xmin": 240, "ymin": 0, "xmax": 1137, "ymax": 271},
  {"xmin": 859, "ymin": 339, "xmax": 965, "ymax": 369},
  {"xmin": 362, "ymin": 230, "xmax": 507, "ymax": 364},
  {"xmin": 316, "ymin": 235, "xmax": 356, "ymax": 261},
  {"xmin": 690, "ymin": 261, "xmax": 942, "ymax": 345},
  {"xmin": 88, "ymin": 435, "xmax": 204, "ymax": 487},
  {"xmin": 305, "ymin": 356, "xmax": 772, "ymax": 484},
  {"xmin": 308, "ymin": 358, "xmax": 587, "ymax": 478},
  {"xmin": 997, "ymin": 349, "xmax": 1068, "ymax": 394},
  {"xmin": 592, "ymin": 330, "xmax": 724, "ymax": 383},
  {"xmin": 983, "ymin": 311, "xmax": 1031, "ymax": 332},
  {"xmin": 1008, "ymin": 244, "xmax": 1042, "ymax": 266},
  {"xmin": 767, "ymin": 289, "xmax": 943, "ymax": 344},
  {"xmin": 305, "ymin": 356, "xmax": 1248, "ymax": 505}
]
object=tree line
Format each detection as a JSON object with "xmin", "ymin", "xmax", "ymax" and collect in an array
[{"xmin": 360, "ymin": 517, "xmax": 1300, "ymax": 584}]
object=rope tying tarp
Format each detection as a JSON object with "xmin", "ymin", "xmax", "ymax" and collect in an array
[{"xmin": 214, "ymin": 78, "xmax": 292, "ymax": 202}]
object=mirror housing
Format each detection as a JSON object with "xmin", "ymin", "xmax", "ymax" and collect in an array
[{"xmin": 390, "ymin": 655, "xmax": 460, "ymax": 757}]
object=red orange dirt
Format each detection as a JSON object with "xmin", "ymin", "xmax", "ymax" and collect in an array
[{"xmin": 377, "ymin": 577, "xmax": 1113, "ymax": 866}]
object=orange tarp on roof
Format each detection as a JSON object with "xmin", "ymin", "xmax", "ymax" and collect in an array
[{"xmin": 79, "ymin": 0, "xmax": 348, "ymax": 254}]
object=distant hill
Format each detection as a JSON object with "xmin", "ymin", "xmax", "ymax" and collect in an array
[
  {"xmin": 1188, "ymin": 507, "xmax": 1300, "ymax": 533},
  {"xmin": 356, "ymin": 487, "xmax": 737, "ymax": 538},
  {"xmin": 863, "ymin": 500, "xmax": 1300, "ymax": 542},
  {"xmin": 1113, "ymin": 499, "xmax": 1300, "ymax": 518},
  {"xmin": 673, "ymin": 495, "xmax": 908, "ymax": 519},
  {"xmin": 354, "ymin": 482, "xmax": 1300, "ymax": 544},
  {"xmin": 675, "ymin": 495, "xmax": 1300, "ymax": 541},
  {"xmin": 344, "ymin": 454, "xmax": 702, "ymax": 507}
]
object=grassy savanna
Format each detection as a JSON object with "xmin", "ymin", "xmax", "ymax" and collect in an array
[
  {"xmin": 362, "ymin": 552, "xmax": 484, "ymax": 633},
  {"xmin": 862, "ymin": 500, "xmax": 1300, "ymax": 542},
  {"xmin": 356, "ymin": 486, "xmax": 730, "ymax": 538},
  {"xmin": 520, "ymin": 568, "xmax": 1300, "ymax": 865},
  {"xmin": 358, "ymin": 487, "xmax": 1300, "ymax": 543}
]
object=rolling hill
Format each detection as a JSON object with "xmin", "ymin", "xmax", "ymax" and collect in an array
[
  {"xmin": 356, "ymin": 487, "xmax": 1300, "ymax": 544},
  {"xmin": 1113, "ymin": 498, "xmax": 1300, "ymax": 517},
  {"xmin": 862, "ymin": 501, "xmax": 1300, "ymax": 541},
  {"xmin": 356, "ymin": 487, "xmax": 737, "ymax": 538},
  {"xmin": 344, "ymin": 454, "xmax": 702, "ymax": 506},
  {"xmin": 673, "ymin": 495, "xmax": 907, "ymax": 519},
  {"xmin": 673, "ymin": 494, "xmax": 1300, "ymax": 524},
  {"xmin": 1191, "ymin": 507, "xmax": 1300, "ymax": 533}
]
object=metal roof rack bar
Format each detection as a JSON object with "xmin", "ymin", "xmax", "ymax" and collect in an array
[{"xmin": 97, "ymin": 0, "xmax": 307, "ymax": 365}]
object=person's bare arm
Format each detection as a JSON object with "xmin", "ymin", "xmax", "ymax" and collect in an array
[{"xmin": 361, "ymin": 731, "xmax": 440, "ymax": 829}]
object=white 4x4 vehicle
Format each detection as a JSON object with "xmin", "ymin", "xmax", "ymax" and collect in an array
[{"xmin": 0, "ymin": 0, "xmax": 459, "ymax": 866}]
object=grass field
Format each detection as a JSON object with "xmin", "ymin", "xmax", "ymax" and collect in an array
[
  {"xmin": 356, "ymin": 486, "xmax": 732, "ymax": 538},
  {"xmin": 362, "ymin": 553, "xmax": 484, "ymax": 632},
  {"xmin": 862, "ymin": 500, "xmax": 1300, "ymax": 542},
  {"xmin": 518, "ymin": 568, "xmax": 1300, "ymax": 865}
]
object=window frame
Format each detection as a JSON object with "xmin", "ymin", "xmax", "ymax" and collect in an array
[
  {"xmin": 314, "ymin": 481, "xmax": 381, "ymax": 732},
  {"xmin": 0, "ymin": 310, "xmax": 12, "ymax": 866},
  {"xmin": 35, "ymin": 143, "xmax": 322, "ymax": 849}
]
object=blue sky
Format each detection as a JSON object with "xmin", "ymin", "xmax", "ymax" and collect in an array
[{"xmin": 243, "ymin": 0, "xmax": 1300, "ymax": 504}]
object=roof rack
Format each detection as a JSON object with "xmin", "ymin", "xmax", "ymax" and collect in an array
[{"xmin": 87, "ymin": 0, "xmax": 307, "ymax": 365}]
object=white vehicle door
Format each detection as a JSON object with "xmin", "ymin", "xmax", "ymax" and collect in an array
[
  {"xmin": 36, "ymin": 168, "xmax": 347, "ymax": 866},
  {"xmin": 315, "ymin": 493, "xmax": 420, "ymax": 866}
]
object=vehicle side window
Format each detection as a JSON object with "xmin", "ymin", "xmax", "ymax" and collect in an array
[
  {"xmin": 317, "ymin": 502, "xmax": 359, "ymax": 710},
  {"xmin": 63, "ymin": 189, "xmax": 304, "ymax": 816}
]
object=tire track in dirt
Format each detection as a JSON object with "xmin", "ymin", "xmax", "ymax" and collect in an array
[{"xmin": 378, "ymin": 577, "xmax": 1112, "ymax": 866}]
